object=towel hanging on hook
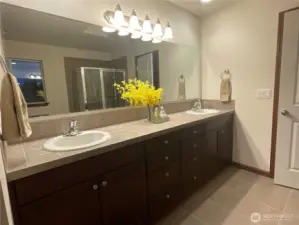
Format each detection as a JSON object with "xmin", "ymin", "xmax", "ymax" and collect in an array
[{"xmin": 220, "ymin": 69, "xmax": 231, "ymax": 80}]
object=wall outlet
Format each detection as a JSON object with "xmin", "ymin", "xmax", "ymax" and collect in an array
[{"xmin": 256, "ymin": 89, "xmax": 272, "ymax": 99}]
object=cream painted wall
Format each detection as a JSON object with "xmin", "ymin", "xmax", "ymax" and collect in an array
[
  {"xmin": 112, "ymin": 42, "xmax": 201, "ymax": 101},
  {"xmin": 201, "ymin": 0, "xmax": 299, "ymax": 171},
  {"xmin": 3, "ymin": 40, "xmax": 111, "ymax": 116},
  {"xmin": 0, "ymin": 0, "xmax": 201, "ymax": 47}
]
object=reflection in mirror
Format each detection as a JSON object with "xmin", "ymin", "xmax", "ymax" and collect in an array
[{"xmin": 0, "ymin": 3, "xmax": 200, "ymax": 117}]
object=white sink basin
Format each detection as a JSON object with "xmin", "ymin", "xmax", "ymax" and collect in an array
[
  {"xmin": 186, "ymin": 109, "xmax": 220, "ymax": 115},
  {"xmin": 43, "ymin": 130, "xmax": 111, "ymax": 152}
]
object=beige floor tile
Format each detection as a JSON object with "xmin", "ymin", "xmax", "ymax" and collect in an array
[
  {"xmin": 245, "ymin": 181, "xmax": 290, "ymax": 211},
  {"xmin": 283, "ymin": 189, "xmax": 299, "ymax": 220},
  {"xmin": 179, "ymin": 215, "xmax": 206, "ymax": 225},
  {"xmin": 234, "ymin": 191, "xmax": 282, "ymax": 218},
  {"xmin": 191, "ymin": 198, "xmax": 234, "ymax": 225},
  {"xmin": 209, "ymin": 184, "xmax": 248, "ymax": 209},
  {"xmin": 222, "ymin": 213, "xmax": 263, "ymax": 225},
  {"xmin": 157, "ymin": 206, "xmax": 190, "ymax": 225},
  {"xmin": 279, "ymin": 217, "xmax": 299, "ymax": 225}
]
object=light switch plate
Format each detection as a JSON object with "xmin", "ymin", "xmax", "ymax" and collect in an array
[{"xmin": 256, "ymin": 89, "xmax": 272, "ymax": 99}]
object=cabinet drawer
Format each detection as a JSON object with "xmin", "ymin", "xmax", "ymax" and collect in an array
[
  {"xmin": 149, "ymin": 185, "xmax": 182, "ymax": 222},
  {"xmin": 146, "ymin": 132, "xmax": 180, "ymax": 171},
  {"xmin": 181, "ymin": 136, "xmax": 205, "ymax": 160},
  {"xmin": 182, "ymin": 123, "xmax": 206, "ymax": 139},
  {"xmin": 146, "ymin": 132, "xmax": 179, "ymax": 153},
  {"xmin": 14, "ymin": 143, "xmax": 144, "ymax": 205},
  {"xmin": 146, "ymin": 143, "xmax": 180, "ymax": 172},
  {"xmin": 148, "ymin": 162, "xmax": 180, "ymax": 195},
  {"xmin": 182, "ymin": 162, "xmax": 208, "ymax": 195}
]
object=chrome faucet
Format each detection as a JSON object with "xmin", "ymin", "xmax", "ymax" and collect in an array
[
  {"xmin": 192, "ymin": 99, "xmax": 202, "ymax": 111},
  {"xmin": 64, "ymin": 120, "xmax": 81, "ymax": 136}
]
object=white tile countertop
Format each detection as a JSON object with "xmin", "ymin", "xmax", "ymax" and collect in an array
[{"xmin": 5, "ymin": 110, "xmax": 234, "ymax": 181}]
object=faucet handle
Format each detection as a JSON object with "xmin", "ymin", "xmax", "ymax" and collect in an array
[{"xmin": 70, "ymin": 120, "xmax": 78, "ymax": 128}]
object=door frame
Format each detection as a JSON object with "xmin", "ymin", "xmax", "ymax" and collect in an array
[{"xmin": 270, "ymin": 6, "xmax": 299, "ymax": 178}]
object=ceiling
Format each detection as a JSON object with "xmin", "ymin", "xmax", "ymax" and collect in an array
[{"xmin": 166, "ymin": 0, "xmax": 240, "ymax": 17}]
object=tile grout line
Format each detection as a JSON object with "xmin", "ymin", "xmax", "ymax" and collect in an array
[{"xmin": 278, "ymin": 190, "xmax": 292, "ymax": 225}]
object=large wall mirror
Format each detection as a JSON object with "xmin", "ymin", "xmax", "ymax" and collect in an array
[{"xmin": 0, "ymin": 3, "xmax": 201, "ymax": 117}]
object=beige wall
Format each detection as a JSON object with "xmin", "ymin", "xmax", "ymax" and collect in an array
[
  {"xmin": 112, "ymin": 42, "xmax": 201, "ymax": 101},
  {"xmin": 201, "ymin": 0, "xmax": 299, "ymax": 171},
  {"xmin": 0, "ymin": 0, "xmax": 201, "ymax": 47},
  {"xmin": 3, "ymin": 40, "xmax": 111, "ymax": 116}
]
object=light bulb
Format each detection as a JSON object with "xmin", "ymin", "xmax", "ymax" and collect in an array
[
  {"xmin": 129, "ymin": 9, "xmax": 141, "ymax": 31},
  {"xmin": 142, "ymin": 34, "xmax": 152, "ymax": 42},
  {"xmin": 142, "ymin": 14, "xmax": 152, "ymax": 34},
  {"xmin": 152, "ymin": 38, "xmax": 162, "ymax": 44},
  {"xmin": 102, "ymin": 26, "xmax": 116, "ymax": 33},
  {"xmin": 201, "ymin": 0, "xmax": 212, "ymax": 3},
  {"xmin": 118, "ymin": 29, "xmax": 130, "ymax": 36},
  {"xmin": 114, "ymin": 4, "xmax": 127, "ymax": 26},
  {"xmin": 36, "ymin": 75, "xmax": 42, "ymax": 79},
  {"xmin": 153, "ymin": 19, "xmax": 163, "ymax": 37},
  {"xmin": 131, "ymin": 32, "xmax": 142, "ymax": 39},
  {"xmin": 163, "ymin": 22, "xmax": 173, "ymax": 39}
]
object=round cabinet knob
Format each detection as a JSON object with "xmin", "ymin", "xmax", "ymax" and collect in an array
[
  {"xmin": 165, "ymin": 156, "xmax": 169, "ymax": 161},
  {"xmin": 164, "ymin": 140, "xmax": 169, "ymax": 145},
  {"xmin": 193, "ymin": 130, "xmax": 197, "ymax": 134},
  {"xmin": 193, "ymin": 157, "xmax": 197, "ymax": 161},
  {"xmin": 101, "ymin": 181, "xmax": 108, "ymax": 187},
  {"xmin": 165, "ymin": 194, "xmax": 170, "ymax": 199},
  {"xmin": 93, "ymin": 184, "xmax": 99, "ymax": 190},
  {"xmin": 221, "ymin": 130, "xmax": 225, "ymax": 134},
  {"xmin": 193, "ymin": 176, "xmax": 197, "ymax": 180},
  {"xmin": 281, "ymin": 110, "xmax": 289, "ymax": 116},
  {"xmin": 193, "ymin": 144, "xmax": 197, "ymax": 148},
  {"xmin": 165, "ymin": 172, "xmax": 170, "ymax": 177}
]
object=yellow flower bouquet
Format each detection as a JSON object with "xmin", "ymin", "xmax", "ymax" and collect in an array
[{"xmin": 114, "ymin": 79, "xmax": 163, "ymax": 121}]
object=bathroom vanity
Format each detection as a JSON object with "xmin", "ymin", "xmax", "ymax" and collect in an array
[{"xmin": 6, "ymin": 111, "xmax": 233, "ymax": 225}]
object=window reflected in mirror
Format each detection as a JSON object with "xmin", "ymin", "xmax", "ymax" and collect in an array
[{"xmin": 6, "ymin": 59, "xmax": 46, "ymax": 104}]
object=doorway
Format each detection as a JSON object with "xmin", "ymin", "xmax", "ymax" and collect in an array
[{"xmin": 272, "ymin": 7, "xmax": 299, "ymax": 189}]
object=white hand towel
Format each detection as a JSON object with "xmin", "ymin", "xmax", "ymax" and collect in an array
[
  {"xmin": 1, "ymin": 72, "xmax": 32, "ymax": 141},
  {"xmin": 220, "ymin": 78, "xmax": 232, "ymax": 102}
]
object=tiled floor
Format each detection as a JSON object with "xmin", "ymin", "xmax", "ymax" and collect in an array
[{"xmin": 158, "ymin": 167, "xmax": 299, "ymax": 225}]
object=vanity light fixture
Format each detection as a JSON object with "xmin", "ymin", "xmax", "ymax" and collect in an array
[
  {"xmin": 152, "ymin": 38, "xmax": 162, "ymax": 44},
  {"xmin": 129, "ymin": 9, "xmax": 141, "ymax": 31},
  {"xmin": 118, "ymin": 29, "xmax": 130, "ymax": 36},
  {"xmin": 200, "ymin": 0, "xmax": 212, "ymax": 3},
  {"xmin": 142, "ymin": 14, "xmax": 152, "ymax": 34},
  {"xmin": 141, "ymin": 34, "xmax": 152, "ymax": 42},
  {"xmin": 102, "ymin": 26, "xmax": 116, "ymax": 33},
  {"xmin": 163, "ymin": 22, "xmax": 173, "ymax": 39},
  {"xmin": 153, "ymin": 19, "xmax": 163, "ymax": 37},
  {"xmin": 114, "ymin": 4, "xmax": 127, "ymax": 26},
  {"xmin": 103, "ymin": 5, "xmax": 174, "ymax": 43},
  {"xmin": 131, "ymin": 31, "xmax": 142, "ymax": 39}
]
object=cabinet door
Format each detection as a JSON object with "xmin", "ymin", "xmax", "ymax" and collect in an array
[
  {"xmin": 218, "ymin": 123, "xmax": 233, "ymax": 166},
  {"xmin": 99, "ymin": 162, "xmax": 147, "ymax": 225},
  {"xmin": 19, "ymin": 180, "xmax": 101, "ymax": 225},
  {"xmin": 205, "ymin": 130, "xmax": 222, "ymax": 177}
]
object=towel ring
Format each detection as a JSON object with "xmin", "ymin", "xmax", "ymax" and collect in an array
[
  {"xmin": 220, "ymin": 69, "xmax": 231, "ymax": 80},
  {"xmin": 178, "ymin": 74, "xmax": 185, "ymax": 82}
]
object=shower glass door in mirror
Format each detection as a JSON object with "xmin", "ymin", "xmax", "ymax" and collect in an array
[{"xmin": 74, "ymin": 67, "xmax": 126, "ymax": 112}]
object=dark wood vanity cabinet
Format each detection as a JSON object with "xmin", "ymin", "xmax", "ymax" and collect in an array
[{"xmin": 9, "ymin": 114, "xmax": 234, "ymax": 225}]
